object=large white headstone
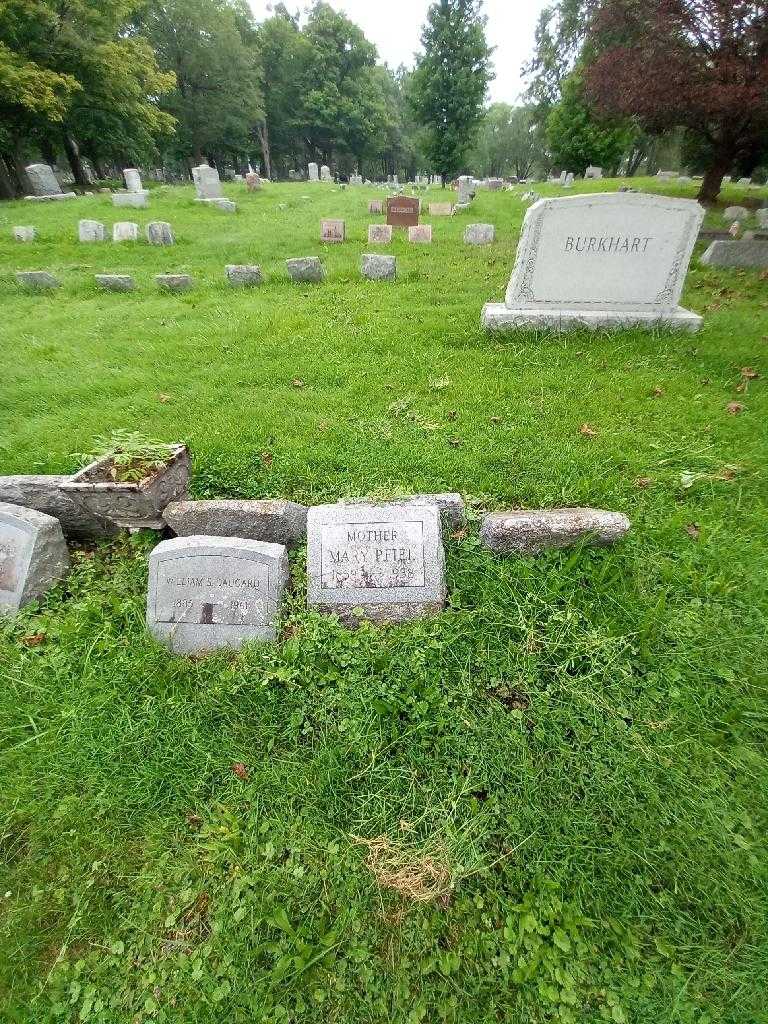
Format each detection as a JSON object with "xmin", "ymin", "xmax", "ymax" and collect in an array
[
  {"xmin": 123, "ymin": 168, "xmax": 143, "ymax": 192},
  {"xmin": 192, "ymin": 165, "xmax": 223, "ymax": 200},
  {"xmin": 308, "ymin": 162, "xmax": 319, "ymax": 182},
  {"xmin": 483, "ymin": 193, "xmax": 704, "ymax": 332}
]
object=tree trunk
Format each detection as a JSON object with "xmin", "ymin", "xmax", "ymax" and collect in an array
[
  {"xmin": 11, "ymin": 140, "xmax": 32, "ymax": 195},
  {"xmin": 697, "ymin": 157, "xmax": 731, "ymax": 204},
  {"xmin": 87, "ymin": 149, "xmax": 106, "ymax": 179},
  {"xmin": 255, "ymin": 121, "xmax": 271, "ymax": 179},
  {"xmin": 0, "ymin": 155, "xmax": 16, "ymax": 199},
  {"xmin": 62, "ymin": 132, "xmax": 89, "ymax": 187},
  {"xmin": 625, "ymin": 145, "xmax": 645, "ymax": 177}
]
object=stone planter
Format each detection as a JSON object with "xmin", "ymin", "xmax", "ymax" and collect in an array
[{"xmin": 60, "ymin": 444, "xmax": 190, "ymax": 529}]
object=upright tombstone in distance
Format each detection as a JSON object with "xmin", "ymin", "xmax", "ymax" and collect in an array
[
  {"xmin": 386, "ymin": 195, "xmax": 420, "ymax": 228},
  {"xmin": 0, "ymin": 503, "xmax": 69, "ymax": 614},
  {"xmin": 123, "ymin": 168, "xmax": 143, "ymax": 192},
  {"xmin": 306, "ymin": 502, "xmax": 446, "ymax": 626},
  {"xmin": 321, "ymin": 219, "xmax": 345, "ymax": 243},
  {"xmin": 320, "ymin": 164, "xmax": 332, "ymax": 182},
  {"xmin": 25, "ymin": 163, "xmax": 62, "ymax": 197},
  {"xmin": 192, "ymin": 164, "xmax": 224, "ymax": 201},
  {"xmin": 482, "ymin": 193, "xmax": 704, "ymax": 332},
  {"xmin": 308, "ymin": 162, "xmax": 319, "ymax": 182},
  {"xmin": 147, "ymin": 535, "xmax": 289, "ymax": 654},
  {"xmin": 457, "ymin": 175, "xmax": 474, "ymax": 206}
]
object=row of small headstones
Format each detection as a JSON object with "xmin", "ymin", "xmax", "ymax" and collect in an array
[
  {"xmin": 0, "ymin": 494, "xmax": 630, "ymax": 655},
  {"xmin": 14, "ymin": 255, "xmax": 417, "ymax": 291}
]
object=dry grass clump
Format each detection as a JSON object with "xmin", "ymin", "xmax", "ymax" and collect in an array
[{"xmin": 351, "ymin": 834, "xmax": 453, "ymax": 904}]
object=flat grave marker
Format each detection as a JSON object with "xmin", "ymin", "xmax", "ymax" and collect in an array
[{"xmin": 321, "ymin": 219, "xmax": 345, "ymax": 243}]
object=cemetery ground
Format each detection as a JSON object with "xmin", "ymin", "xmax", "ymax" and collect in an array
[{"xmin": 0, "ymin": 177, "xmax": 767, "ymax": 1024}]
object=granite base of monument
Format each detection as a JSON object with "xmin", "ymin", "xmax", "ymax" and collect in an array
[{"xmin": 482, "ymin": 305, "xmax": 702, "ymax": 332}]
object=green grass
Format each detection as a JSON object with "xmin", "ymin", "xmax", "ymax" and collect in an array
[{"xmin": 0, "ymin": 177, "xmax": 767, "ymax": 1023}]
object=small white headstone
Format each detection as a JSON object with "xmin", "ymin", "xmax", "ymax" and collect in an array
[
  {"xmin": 482, "ymin": 192, "xmax": 704, "ymax": 332},
  {"xmin": 320, "ymin": 164, "xmax": 332, "ymax": 182},
  {"xmin": 113, "ymin": 221, "xmax": 139, "ymax": 242},
  {"xmin": 308, "ymin": 162, "xmax": 319, "ymax": 182},
  {"xmin": 306, "ymin": 502, "xmax": 446, "ymax": 626},
  {"xmin": 13, "ymin": 226, "xmax": 36, "ymax": 242},
  {"xmin": 0, "ymin": 503, "xmax": 69, "ymax": 614},
  {"xmin": 192, "ymin": 165, "xmax": 223, "ymax": 199},
  {"xmin": 123, "ymin": 168, "xmax": 143, "ymax": 192},
  {"xmin": 147, "ymin": 536, "xmax": 289, "ymax": 654},
  {"xmin": 78, "ymin": 219, "xmax": 105, "ymax": 242}
]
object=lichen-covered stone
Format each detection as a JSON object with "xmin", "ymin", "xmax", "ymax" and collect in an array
[
  {"xmin": 112, "ymin": 222, "xmax": 138, "ymax": 242},
  {"xmin": 15, "ymin": 271, "xmax": 59, "ymax": 289},
  {"xmin": 79, "ymin": 219, "xmax": 105, "ymax": 242},
  {"xmin": 155, "ymin": 274, "xmax": 193, "ymax": 291},
  {"xmin": 163, "ymin": 499, "xmax": 307, "ymax": 547},
  {"xmin": 95, "ymin": 274, "xmax": 135, "ymax": 292},
  {"xmin": 464, "ymin": 224, "xmax": 495, "ymax": 245},
  {"xmin": 225, "ymin": 265, "xmax": 263, "ymax": 286},
  {"xmin": 146, "ymin": 221, "xmax": 174, "ymax": 245},
  {"xmin": 286, "ymin": 257, "xmax": 324, "ymax": 283},
  {"xmin": 699, "ymin": 240, "xmax": 768, "ymax": 268},
  {"xmin": 480, "ymin": 508, "xmax": 630, "ymax": 556},
  {"xmin": 361, "ymin": 254, "xmax": 396, "ymax": 280}
]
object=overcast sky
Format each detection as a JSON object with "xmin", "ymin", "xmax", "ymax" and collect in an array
[{"xmin": 248, "ymin": 0, "xmax": 548, "ymax": 104}]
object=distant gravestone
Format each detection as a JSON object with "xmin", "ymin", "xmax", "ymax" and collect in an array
[
  {"xmin": 408, "ymin": 224, "xmax": 432, "ymax": 244},
  {"xmin": 146, "ymin": 221, "xmax": 174, "ymax": 245},
  {"xmin": 147, "ymin": 536, "xmax": 289, "ymax": 654},
  {"xmin": 308, "ymin": 162, "xmax": 319, "ymax": 182},
  {"xmin": 564, "ymin": 172, "xmax": 574, "ymax": 187},
  {"xmin": 112, "ymin": 192, "xmax": 148, "ymax": 209},
  {"xmin": 286, "ymin": 257, "xmax": 325, "ymax": 283},
  {"xmin": 78, "ymin": 219, "xmax": 105, "ymax": 242},
  {"xmin": 699, "ymin": 240, "xmax": 768, "ymax": 268},
  {"xmin": 0, "ymin": 503, "xmax": 69, "ymax": 614},
  {"xmin": 13, "ymin": 226, "xmax": 36, "ymax": 242},
  {"xmin": 350, "ymin": 174, "xmax": 363, "ymax": 186},
  {"xmin": 756, "ymin": 208, "xmax": 768, "ymax": 229},
  {"xmin": 306, "ymin": 502, "xmax": 446, "ymax": 626},
  {"xmin": 487, "ymin": 178, "xmax": 504, "ymax": 191},
  {"xmin": 156, "ymin": 274, "xmax": 193, "ymax": 291},
  {"xmin": 457, "ymin": 175, "xmax": 474, "ymax": 206},
  {"xmin": 482, "ymin": 192, "xmax": 704, "ymax": 332},
  {"xmin": 368, "ymin": 223, "xmax": 393, "ymax": 244},
  {"xmin": 361, "ymin": 253, "xmax": 396, "ymax": 280},
  {"xmin": 320, "ymin": 165, "xmax": 332, "ymax": 182},
  {"xmin": 245, "ymin": 172, "xmax": 261, "ymax": 191},
  {"xmin": 321, "ymin": 219, "xmax": 345, "ymax": 243},
  {"xmin": 123, "ymin": 168, "xmax": 142, "ymax": 192},
  {"xmin": 464, "ymin": 223, "xmax": 495, "ymax": 245},
  {"xmin": 15, "ymin": 271, "xmax": 59, "ymax": 289},
  {"xmin": 429, "ymin": 202, "xmax": 453, "ymax": 216},
  {"xmin": 584, "ymin": 166, "xmax": 603, "ymax": 179},
  {"xmin": 723, "ymin": 206, "xmax": 749, "ymax": 223},
  {"xmin": 387, "ymin": 196, "xmax": 420, "ymax": 227},
  {"xmin": 112, "ymin": 222, "xmax": 138, "ymax": 242},
  {"xmin": 225, "ymin": 264, "xmax": 263, "ymax": 286},
  {"xmin": 25, "ymin": 163, "xmax": 62, "ymax": 197},
  {"xmin": 95, "ymin": 274, "xmax": 135, "ymax": 292},
  {"xmin": 369, "ymin": 200, "xmax": 383, "ymax": 214},
  {"xmin": 192, "ymin": 165, "xmax": 223, "ymax": 200}
]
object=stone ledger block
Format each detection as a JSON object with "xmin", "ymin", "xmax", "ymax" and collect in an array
[
  {"xmin": 13, "ymin": 226, "xmax": 36, "ymax": 242},
  {"xmin": 408, "ymin": 225, "xmax": 432, "ymax": 244},
  {"xmin": 480, "ymin": 508, "xmax": 631, "ymax": 556},
  {"xmin": 361, "ymin": 254, "xmax": 396, "ymax": 280},
  {"xmin": 429, "ymin": 202, "xmax": 453, "ymax": 216},
  {"xmin": 147, "ymin": 536, "xmax": 289, "ymax": 654},
  {"xmin": 306, "ymin": 502, "xmax": 446, "ymax": 626},
  {"xmin": 286, "ymin": 257, "xmax": 324, "ymax": 283},
  {"xmin": 464, "ymin": 224, "xmax": 495, "ymax": 245},
  {"xmin": 699, "ymin": 240, "xmax": 768, "ymax": 268},
  {"xmin": 368, "ymin": 223, "xmax": 392, "ymax": 244},
  {"xmin": 0, "ymin": 476, "xmax": 118, "ymax": 540},
  {"xmin": 483, "ymin": 192, "xmax": 704, "ymax": 333},
  {"xmin": 321, "ymin": 219, "xmax": 345, "ymax": 243},
  {"xmin": 112, "ymin": 191, "xmax": 149, "ymax": 209},
  {"xmin": 79, "ymin": 219, "xmax": 105, "ymax": 242},
  {"xmin": 16, "ymin": 271, "xmax": 59, "ymax": 289},
  {"xmin": 95, "ymin": 274, "xmax": 135, "ymax": 292},
  {"xmin": 0, "ymin": 502, "xmax": 69, "ymax": 613},
  {"xmin": 156, "ymin": 274, "xmax": 193, "ymax": 292},
  {"xmin": 163, "ymin": 499, "xmax": 307, "ymax": 547},
  {"xmin": 113, "ymin": 222, "xmax": 138, "ymax": 242},
  {"xmin": 225, "ymin": 264, "xmax": 263, "ymax": 286},
  {"xmin": 146, "ymin": 221, "xmax": 174, "ymax": 245}
]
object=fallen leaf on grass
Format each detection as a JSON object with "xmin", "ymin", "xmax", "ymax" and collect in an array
[
  {"xmin": 186, "ymin": 813, "xmax": 202, "ymax": 829},
  {"xmin": 291, "ymin": 379, "xmax": 305, "ymax": 388},
  {"xmin": 260, "ymin": 451, "xmax": 274, "ymax": 467},
  {"xmin": 741, "ymin": 367, "xmax": 760, "ymax": 380},
  {"xmin": 448, "ymin": 437, "xmax": 462, "ymax": 447},
  {"xmin": 489, "ymin": 415, "xmax": 502, "ymax": 424},
  {"xmin": 634, "ymin": 477, "xmax": 653, "ymax": 489},
  {"xmin": 725, "ymin": 402, "xmax": 744, "ymax": 415},
  {"xmin": 450, "ymin": 527, "xmax": 468, "ymax": 541},
  {"xmin": 445, "ymin": 409, "xmax": 458, "ymax": 421},
  {"xmin": 157, "ymin": 393, "xmax": 172, "ymax": 404},
  {"xmin": 685, "ymin": 523, "xmax": 701, "ymax": 540},
  {"xmin": 579, "ymin": 423, "xmax": 598, "ymax": 438},
  {"xmin": 231, "ymin": 763, "xmax": 249, "ymax": 781},
  {"xmin": 21, "ymin": 633, "xmax": 46, "ymax": 647},
  {"xmin": 650, "ymin": 386, "xmax": 665, "ymax": 398}
]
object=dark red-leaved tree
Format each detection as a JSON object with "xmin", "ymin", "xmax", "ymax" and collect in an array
[{"xmin": 583, "ymin": 0, "xmax": 768, "ymax": 202}]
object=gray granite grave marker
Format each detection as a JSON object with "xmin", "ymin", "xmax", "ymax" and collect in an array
[
  {"xmin": 0, "ymin": 503, "xmax": 69, "ymax": 614},
  {"xmin": 79, "ymin": 219, "xmax": 105, "ymax": 242}
]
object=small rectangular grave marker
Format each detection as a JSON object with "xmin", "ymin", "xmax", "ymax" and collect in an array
[
  {"xmin": 367, "ymin": 223, "xmax": 393, "ymax": 244},
  {"xmin": 113, "ymin": 222, "xmax": 139, "ymax": 242},
  {"xmin": 369, "ymin": 200, "xmax": 383, "ymax": 214},
  {"xmin": 306, "ymin": 502, "xmax": 445, "ymax": 625},
  {"xmin": 79, "ymin": 219, "xmax": 105, "ymax": 242},
  {"xmin": 13, "ymin": 226, "xmax": 36, "ymax": 242},
  {"xmin": 15, "ymin": 271, "xmax": 59, "ymax": 289},
  {"xmin": 408, "ymin": 224, "xmax": 432, "ymax": 244},
  {"xmin": 0, "ymin": 502, "xmax": 69, "ymax": 614},
  {"xmin": 147, "ymin": 536, "xmax": 289, "ymax": 653},
  {"xmin": 321, "ymin": 219, "xmax": 345, "ymax": 243},
  {"xmin": 429, "ymin": 202, "xmax": 453, "ymax": 216},
  {"xmin": 387, "ymin": 196, "xmax": 420, "ymax": 227}
]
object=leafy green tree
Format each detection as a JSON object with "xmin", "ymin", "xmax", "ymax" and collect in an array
[
  {"xmin": 546, "ymin": 72, "xmax": 635, "ymax": 174},
  {"xmin": 141, "ymin": 0, "xmax": 263, "ymax": 169},
  {"xmin": 0, "ymin": 0, "xmax": 175, "ymax": 185},
  {"xmin": 410, "ymin": 0, "xmax": 493, "ymax": 183},
  {"xmin": 470, "ymin": 103, "xmax": 543, "ymax": 179}
]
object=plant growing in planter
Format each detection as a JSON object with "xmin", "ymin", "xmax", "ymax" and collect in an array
[{"xmin": 61, "ymin": 431, "xmax": 190, "ymax": 530}]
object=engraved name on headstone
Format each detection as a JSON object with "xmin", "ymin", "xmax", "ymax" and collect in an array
[
  {"xmin": 306, "ymin": 502, "xmax": 446, "ymax": 625},
  {"xmin": 386, "ymin": 196, "xmax": 420, "ymax": 227},
  {"xmin": 147, "ymin": 536, "xmax": 289, "ymax": 654}
]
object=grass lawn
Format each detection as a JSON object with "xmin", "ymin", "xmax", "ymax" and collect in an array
[{"xmin": 0, "ymin": 177, "xmax": 767, "ymax": 1023}]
